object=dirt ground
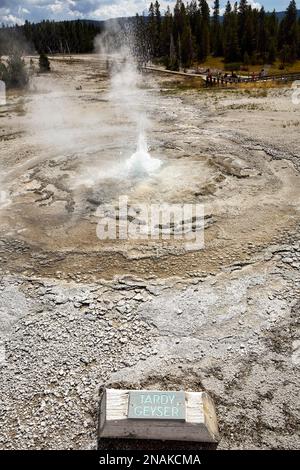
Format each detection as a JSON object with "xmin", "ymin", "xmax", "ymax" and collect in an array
[{"xmin": 0, "ymin": 54, "xmax": 299, "ymax": 450}]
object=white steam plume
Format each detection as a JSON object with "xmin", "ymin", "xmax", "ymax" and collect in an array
[{"xmin": 94, "ymin": 20, "xmax": 161, "ymax": 177}]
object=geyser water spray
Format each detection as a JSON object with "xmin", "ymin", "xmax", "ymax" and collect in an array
[
  {"xmin": 126, "ymin": 132, "xmax": 161, "ymax": 175},
  {"xmin": 95, "ymin": 21, "xmax": 162, "ymax": 177}
]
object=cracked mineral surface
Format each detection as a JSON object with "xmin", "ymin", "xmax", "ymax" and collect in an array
[{"xmin": 0, "ymin": 55, "xmax": 299, "ymax": 450}]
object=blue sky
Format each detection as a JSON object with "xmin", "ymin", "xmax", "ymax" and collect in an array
[{"xmin": 0, "ymin": 1, "xmax": 298, "ymax": 25}]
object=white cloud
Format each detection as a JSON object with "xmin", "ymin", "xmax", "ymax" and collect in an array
[
  {"xmin": 2, "ymin": 13, "xmax": 24, "ymax": 25},
  {"xmin": 48, "ymin": 1, "xmax": 64, "ymax": 14},
  {"xmin": 248, "ymin": 0, "xmax": 262, "ymax": 9},
  {"xmin": 0, "ymin": 1, "xmax": 174, "ymax": 24},
  {"xmin": 94, "ymin": 1, "xmax": 175, "ymax": 19}
]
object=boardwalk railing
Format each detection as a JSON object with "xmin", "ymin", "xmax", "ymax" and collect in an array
[
  {"xmin": 236, "ymin": 72, "xmax": 300, "ymax": 84},
  {"xmin": 143, "ymin": 65, "xmax": 300, "ymax": 86},
  {"xmin": 202, "ymin": 71, "xmax": 300, "ymax": 85}
]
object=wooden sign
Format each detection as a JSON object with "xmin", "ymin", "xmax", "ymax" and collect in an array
[{"xmin": 99, "ymin": 388, "xmax": 220, "ymax": 443}]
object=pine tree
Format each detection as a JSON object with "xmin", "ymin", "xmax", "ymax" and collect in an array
[
  {"xmin": 5, "ymin": 50, "xmax": 28, "ymax": 88},
  {"xmin": 257, "ymin": 7, "xmax": 267, "ymax": 62},
  {"xmin": 238, "ymin": 0, "xmax": 249, "ymax": 47},
  {"xmin": 243, "ymin": 8, "xmax": 255, "ymax": 59},
  {"xmin": 39, "ymin": 52, "xmax": 50, "ymax": 72},
  {"xmin": 224, "ymin": 1, "xmax": 240, "ymax": 63},
  {"xmin": 198, "ymin": 0, "xmax": 210, "ymax": 62},
  {"xmin": 148, "ymin": 2, "xmax": 156, "ymax": 58},
  {"xmin": 211, "ymin": 0, "xmax": 223, "ymax": 56},
  {"xmin": 278, "ymin": 0, "xmax": 299, "ymax": 62},
  {"xmin": 266, "ymin": 10, "xmax": 278, "ymax": 63},
  {"xmin": 154, "ymin": 1, "xmax": 162, "ymax": 57},
  {"xmin": 169, "ymin": 33, "xmax": 179, "ymax": 70},
  {"xmin": 160, "ymin": 6, "xmax": 173, "ymax": 60},
  {"xmin": 181, "ymin": 19, "xmax": 193, "ymax": 67}
]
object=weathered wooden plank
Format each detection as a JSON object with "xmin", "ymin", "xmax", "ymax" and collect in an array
[
  {"xmin": 142, "ymin": 66, "xmax": 206, "ymax": 81},
  {"xmin": 99, "ymin": 388, "xmax": 220, "ymax": 443}
]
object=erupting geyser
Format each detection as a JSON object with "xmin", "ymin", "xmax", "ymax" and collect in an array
[
  {"xmin": 94, "ymin": 24, "xmax": 162, "ymax": 180},
  {"xmin": 126, "ymin": 133, "xmax": 162, "ymax": 175}
]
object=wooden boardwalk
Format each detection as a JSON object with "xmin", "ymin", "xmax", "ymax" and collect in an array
[
  {"xmin": 142, "ymin": 66, "xmax": 206, "ymax": 81},
  {"xmin": 238, "ymin": 72, "xmax": 300, "ymax": 84},
  {"xmin": 143, "ymin": 66, "xmax": 300, "ymax": 85}
]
